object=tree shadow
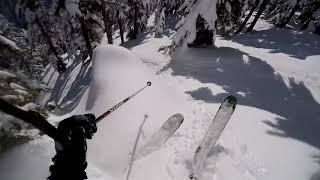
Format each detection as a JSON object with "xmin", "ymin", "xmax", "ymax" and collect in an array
[
  {"xmin": 45, "ymin": 55, "xmax": 92, "ymax": 115},
  {"xmin": 122, "ymin": 25, "xmax": 154, "ymax": 49},
  {"xmin": 58, "ymin": 62, "xmax": 92, "ymax": 112},
  {"xmin": 231, "ymin": 28, "xmax": 320, "ymax": 60},
  {"xmin": 161, "ymin": 47, "xmax": 320, "ymax": 152}
]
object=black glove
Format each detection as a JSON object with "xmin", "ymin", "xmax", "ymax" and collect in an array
[
  {"xmin": 57, "ymin": 114, "xmax": 97, "ymax": 140},
  {"xmin": 83, "ymin": 114, "xmax": 97, "ymax": 139}
]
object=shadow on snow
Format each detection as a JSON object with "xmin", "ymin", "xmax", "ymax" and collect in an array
[
  {"xmin": 231, "ymin": 28, "xmax": 320, "ymax": 60},
  {"xmin": 160, "ymin": 46, "xmax": 320, "ymax": 156},
  {"xmin": 45, "ymin": 56, "xmax": 92, "ymax": 115}
]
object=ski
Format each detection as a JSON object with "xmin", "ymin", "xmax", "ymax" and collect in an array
[
  {"xmin": 190, "ymin": 95, "xmax": 237, "ymax": 180},
  {"xmin": 135, "ymin": 113, "xmax": 184, "ymax": 160}
]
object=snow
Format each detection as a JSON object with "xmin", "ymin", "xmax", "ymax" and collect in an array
[
  {"xmin": 20, "ymin": 103, "xmax": 37, "ymax": 111},
  {"xmin": 85, "ymin": 44, "xmax": 195, "ymax": 178},
  {"xmin": 0, "ymin": 95, "xmax": 18, "ymax": 102},
  {"xmin": 1, "ymin": 13, "xmax": 320, "ymax": 180},
  {"xmin": 0, "ymin": 70, "xmax": 16, "ymax": 79},
  {"xmin": 10, "ymin": 83, "xmax": 27, "ymax": 91},
  {"xmin": 0, "ymin": 35, "xmax": 20, "ymax": 50}
]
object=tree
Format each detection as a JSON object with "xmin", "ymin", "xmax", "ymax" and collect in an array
[
  {"xmin": 298, "ymin": 0, "xmax": 320, "ymax": 31},
  {"xmin": 52, "ymin": 0, "xmax": 104, "ymax": 62},
  {"xmin": 127, "ymin": 0, "xmax": 149, "ymax": 39},
  {"xmin": 16, "ymin": 0, "xmax": 67, "ymax": 73},
  {"xmin": 235, "ymin": 0, "xmax": 259, "ymax": 35},
  {"xmin": 101, "ymin": 0, "xmax": 113, "ymax": 44},
  {"xmin": 177, "ymin": 0, "xmax": 197, "ymax": 15},
  {"xmin": 246, "ymin": 0, "xmax": 269, "ymax": 33},
  {"xmin": 155, "ymin": 7, "xmax": 166, "ymax": 38},
  {"xmin": 171, "ymin": 0, "xmax": 218, "ymax": 52},
  {"xmin": 277, "ymin": 0, "xmax": 302, "ymax": 28}
]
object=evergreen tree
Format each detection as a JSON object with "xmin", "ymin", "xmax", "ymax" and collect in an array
[
  {"xmin": 16, "ymin": 0, "xmax": 67, "ymax": 73},
  {"xmin": 298, "ymin": 0, "xmax": 320, "ymax": 31},
  {"xmin": 171, "ymin": 0, "xmax": 218, "ymax": 51},
  {"xmin": 101, "ymin": 0, "xmax": 114, "ymax": 44},
  {"xmin": 155, "ymin": 7, "xmax": 166, "ymax": 38},
  {"xmin": 276, "ymin": 0, "xmax": 302, "ymax": 28},
  {"xmin": 216, "ymin": 0, "xmax": 248, "ymax": 35}
]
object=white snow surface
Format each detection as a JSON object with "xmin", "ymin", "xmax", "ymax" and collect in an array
[
  {"xmin": 10, "ymin": 83, "xmax": 27, "ymax": 91},
  {"xmin": 0, "ymin": 35, "xmax": 20, "ymax": 50},
  {"xmin": 1, "ymin": 15, "xmax": 320, "ymax": 180},
  {"xmin": 0, "ymin": 70, "xmax": 16, "ymax": 79}
]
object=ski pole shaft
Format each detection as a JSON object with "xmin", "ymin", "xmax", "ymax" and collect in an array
[{"xmin": 95, "ymin": 81, "xmax": 152, "ymax": 123}]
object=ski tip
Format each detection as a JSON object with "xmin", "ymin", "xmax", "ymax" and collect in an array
[{"xmin": 225, "ymin": 95, "xmax": 237, "ymax": 109}]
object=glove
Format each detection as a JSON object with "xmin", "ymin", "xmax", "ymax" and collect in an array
[
  {"xmin": 83, "ymin": 114, "xmax": 97, "ymax": 139},
  {"xmin": 57, "ymin": 114, "xmax": 97, "ymax": 140}
]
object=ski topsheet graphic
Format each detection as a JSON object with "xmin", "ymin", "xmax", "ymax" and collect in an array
[
  {"xmin": 190, "ymin": 96, "xmax": 237, "ymax": 180},
  {"xmin": 136, "ymin": 113, "xmax": 184, "ymax": 159}
]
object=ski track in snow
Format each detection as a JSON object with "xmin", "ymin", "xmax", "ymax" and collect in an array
[{"xmin": 1, "ymin": 14, "xmax": 320, "ymax": 180}]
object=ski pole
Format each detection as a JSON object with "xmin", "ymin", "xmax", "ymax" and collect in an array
[{"xmin": 95, "ymin": 81, "xmax": 152, "ymax": 123}]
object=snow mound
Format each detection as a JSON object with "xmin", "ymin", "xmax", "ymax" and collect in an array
[{"xmin": 84, "ymin": 44, "xmax": 192, "ymax": 179}]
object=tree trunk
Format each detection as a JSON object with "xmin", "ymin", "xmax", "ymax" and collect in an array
[
  {"xmin": 117, "ymin": 11, "xmax": 125, "ymax": 44},
  {"xmin": 35, "ymin": 16, "xmax": 66, "ymax": 73},
  {"xmin": 235, "ymin": 0, "xmax": 259, "ymax": 35},
  {"xmin": 101, "ymin": 0, "xmax": 113, "ymax": 44},
  {"xmin": 133, "ymin": 4, "xmax": 139, "ymax": 39},
  {"xmin": 246, "ymin": 0, "xmax": 269, "ymax": 33},
  {"xmin": 277, "ymin": 0, "xmax": 301, "ymax": 28},
  {"xmin": 315, "ymin": 24, "xmax": 320, "ymax": 35},
  {"xmin": 79, "ymin": 17, "xmax": 93, "ymax": 62},
  {"xmin": 300, "ymin": 18, "xmax": 312, "ymax": 30},
  {"xmin": 54, "ymin": 0, "xmax": 66, "ymax": 15}
]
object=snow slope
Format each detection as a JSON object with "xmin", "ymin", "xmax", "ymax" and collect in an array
[
  {"xmin": 112, "ymin": 16, "xmax": 320, "ymax": 180},
  {"xmin": 84, "ymin": 44, "xmax": 198, "ymax": 179},
  {"xmin": 1, "ymin": 14, "xmax": 320, "ymax": 180}
]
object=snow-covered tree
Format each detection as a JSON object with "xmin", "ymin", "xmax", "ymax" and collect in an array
[
  {"xmin": 101, "ymin": 0, "xmax": 115, "ymax": 44},
  {"xmin": 297, "ymin": 0, "xmax": 320, "ymax": 32},
  {"xmin": 177, "ymin": 0, "xmax": 197, "ymax": 15},
  {"xmin": 276, "ymin": 0, "xmax": 302, "ymax": 28},
  {"xmin": 265, "ymin": 0, "xmax": 320, "ymax": 35},
  {"xmin": 127, "ymin": 0, "xmax": 150, "ymax": 39},
  {"xmin": 170, "ymin": 0, "xmax": 218, "ymax": 52},
  {"xmin": 15, "ymin": 0, "xmax": 67, "ymax": 73},
  {"xmin": 155, "ymin": 7, "xmax": 166, "ymax": 37},
  {"xmin": 115, "ymin": 1, "xmax": 129, "ymax": 44},
  {"xmin": 216, "ymin": 0, "xmax": 248, "ymax": 35}
]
